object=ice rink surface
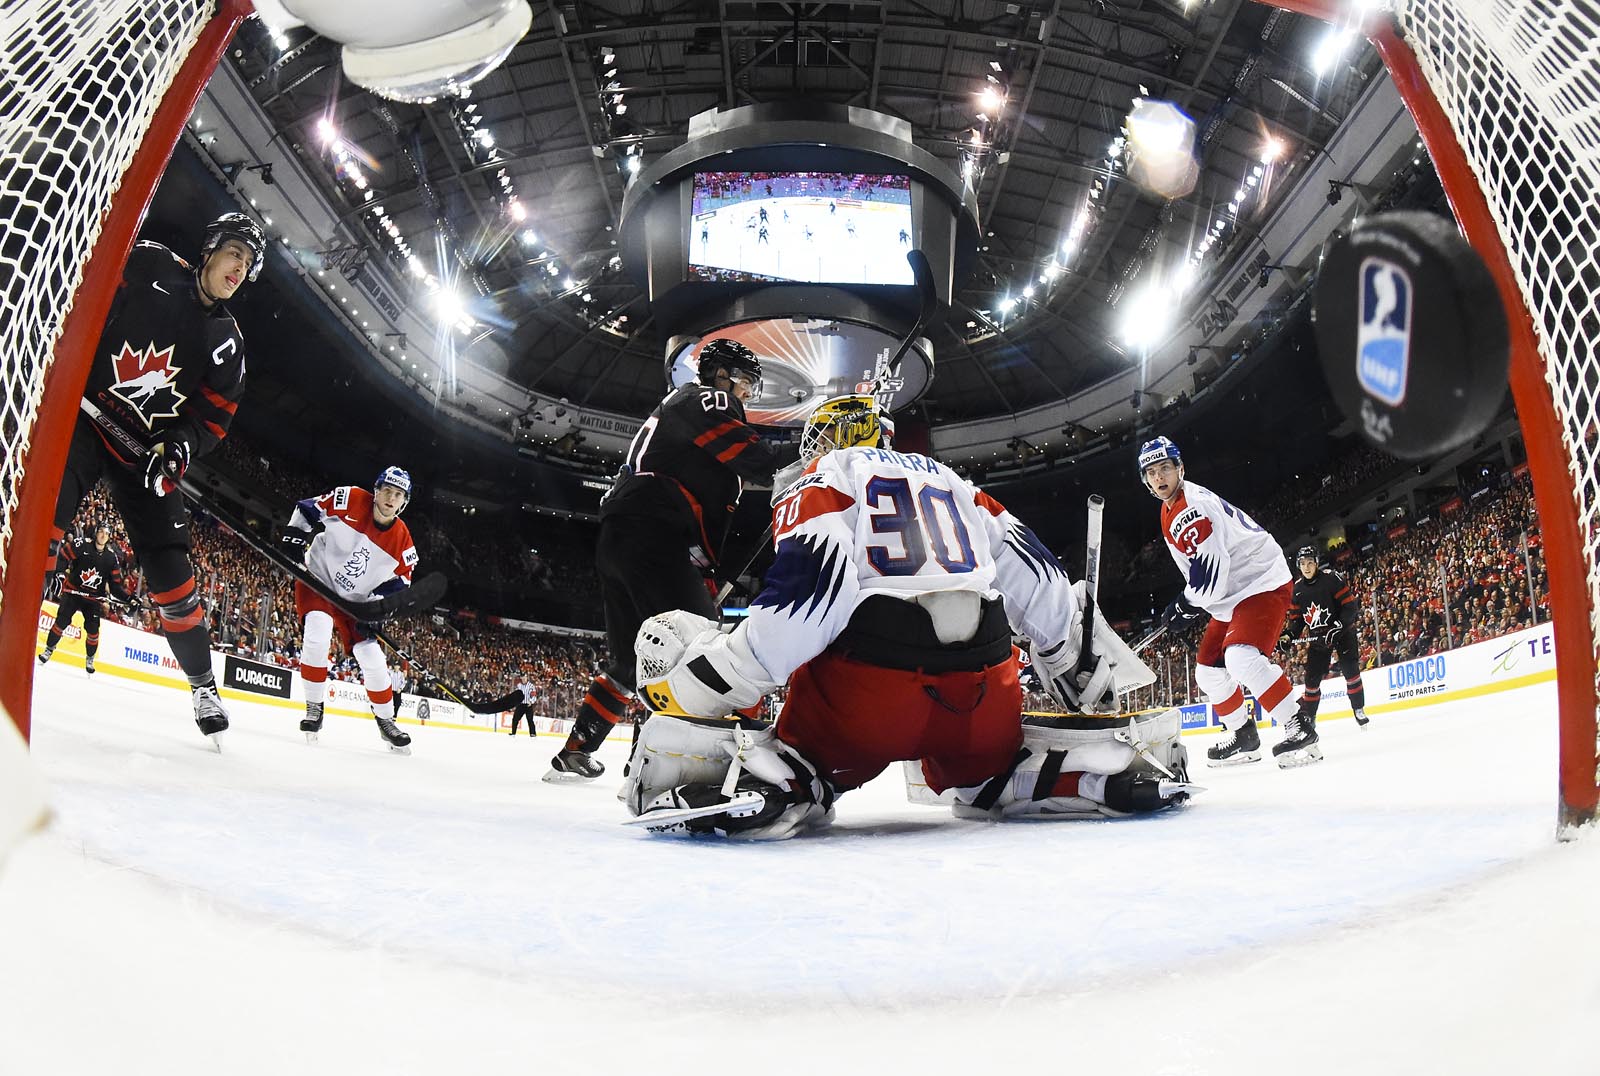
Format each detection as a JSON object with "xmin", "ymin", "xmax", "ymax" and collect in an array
[{"xmin": 3, "ymin": 665, "xmax": 1598, "ymax": 1075}]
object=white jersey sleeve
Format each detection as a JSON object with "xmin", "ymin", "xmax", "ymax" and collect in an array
[
  {"xmin": 1159, "ymin": 480, "xmax": 1291, "ymax": 620},
  {"xmin": 295, "ymin": 486, "xmax": 418, "ymax": 605},
  {"xmin": 735, "ymin": 446, "xmax": 1081, "ymax": 685}
]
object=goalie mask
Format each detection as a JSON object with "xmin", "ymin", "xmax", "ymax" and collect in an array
[{"xmin": 800, "ymin": 394, "xmax": 893, "ymax": 464}]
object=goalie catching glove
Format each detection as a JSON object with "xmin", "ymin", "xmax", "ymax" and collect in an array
[
  {"xmin": 635, "ymin": 610, "xmax": 781, "ymax": 719},
  {"xmin": 1029, "ymin": 580, "xmax": 1157, "ymax": 714}
]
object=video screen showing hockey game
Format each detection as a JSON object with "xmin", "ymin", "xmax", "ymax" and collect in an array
[{"xmin": 687, "ymin": 172, "xmax": 915, "ymax": 285}]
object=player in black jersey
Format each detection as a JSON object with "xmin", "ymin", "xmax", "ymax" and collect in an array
[
  {"xmin": 546, "ymin": 338, "xmax": 788, "ymax": 781},
  {"xmin": 46, "ymin": 212, "xmax": 264, "ymax": 746},
  {"xmin": 39, "ymin": 521, "xmax": 135, "ymax": 675},
  {"xmin": 1276, "ymin": 546, "xmax": 1371, "ymax": 765}
]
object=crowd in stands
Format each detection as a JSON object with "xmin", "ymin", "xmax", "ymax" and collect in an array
[
  {"xmin": 54, "ymin": 443, "xmax": 1551, "ymax": 724},
  {"xmin": 1246, "ymin": 443, "xmax": 1403, "ymax": 529},
  {"xmin": 1111, "ymin": 471, "xmax": 1546, "ymax": 709}
]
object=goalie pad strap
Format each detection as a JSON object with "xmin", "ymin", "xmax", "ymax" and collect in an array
[
  {"xmin": 968, "ymin": 747, "xmax": 1030, "ymax": 811},
  {"xmin": 1033, "ymin": 749, "xmax": 1068, "ymax": 803}
]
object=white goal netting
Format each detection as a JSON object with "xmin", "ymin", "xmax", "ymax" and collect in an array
[
  {"xmin": 0, "ymin": 0, "xmax": 215, "ymax": 631},
  {"xmin": 1390, "ymin": 0, "xmax": 1600, "ymax": 818}
]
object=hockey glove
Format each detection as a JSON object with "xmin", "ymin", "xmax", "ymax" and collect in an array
[
  {"xmin": 142, "ymin": 437, "xmax": 191, "ymax": 497},
  {"xmin": 1160, "ymin": 595, "xmax": 1205, "ymax": 630},
  {"xmin": 1329, "ymin": 625, "xmax": 1355, "ymax": 652},
  {"xmin": 276, "ymin": 520, "xmax": 324, "ymax": 565},
  {"xmin": 42, "ymin": 571, "xmax": 62, "ymax": 602}
]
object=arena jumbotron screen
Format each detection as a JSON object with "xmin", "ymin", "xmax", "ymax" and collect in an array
[{"xmin": 687, "ymin": 171, "xmax": 915, "ymax": 285}]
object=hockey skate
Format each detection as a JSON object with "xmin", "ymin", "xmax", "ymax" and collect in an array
[
  {"xmin": 36, "ymin": 647, "xmax": 53, "ymax": 666},
  {"xmin": 300, "ymin": 702, "xmax": 324, "ymax": 744},
  {"xmin": 543, "ymin": 748, "xmax": 604, "ymax": 783},
  {"xmin": 84, "ymin": 655, "xmax": 95, "ymax": 675},
  {"xmin": 375, "ymin": 714, "xmax": 411, "ymax": 754},
  {"xmin": 1353, "ymin": 707, "xmax": 1370, "ymax": 728},
  {"xmin": 191, "ymin": 683, "xmax": 229, "ymax": 752},
  {"xmin": 1272, "ymin": 712, "xmax": 1323, "ymax": 768},
  {"xmin": 1206, "ymin": 718, "xmax": 1261, "ymax": 767}
]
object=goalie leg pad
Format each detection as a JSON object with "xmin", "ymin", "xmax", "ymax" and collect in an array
[
  {"xmin": 625, "ymin": 715, "xmax": 836, "ymax": 839},
  {"xmin": 939, "ymin": 709, "xmax": 1190, "ymax": 819}
]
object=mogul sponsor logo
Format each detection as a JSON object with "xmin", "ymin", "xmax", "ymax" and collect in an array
[{"xmin": 224, "ymin": 655, "xmax": 292, "ymax": 698}]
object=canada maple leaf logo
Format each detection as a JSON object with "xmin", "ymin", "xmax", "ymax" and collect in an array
[{"xmin": 108, "ymin": 341, "xmax": 185, "ymax": 430}]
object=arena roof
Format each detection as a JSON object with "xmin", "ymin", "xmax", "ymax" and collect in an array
[{"xmin": 225, "ymin": 0, "xmax": 1384, "ymax": 427}]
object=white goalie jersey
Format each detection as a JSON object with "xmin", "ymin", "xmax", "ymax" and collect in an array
[{"xmin": 735, "ymin": 445, "xmax": 1083, "ymax": 686}]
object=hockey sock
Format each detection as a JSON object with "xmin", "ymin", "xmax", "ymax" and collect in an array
[
  {"xmin": 1301, "ymin": 686, "xmax": 1321, "ymax": 715},
  {"xmin": 46, "ymin": 624, "xmax": 64, "ymax": 649},
  {"xmin": 1212, "ymin": 686, "xmax": 1247, "ymax": 729},
  {"xmin": 300, "ymin": 663, "xmax": 329, "ymax": 704},
  {"xmin": 150, "ymin": 578, "xmax": 216, "ymax": 682},
  {"xmin": 1345, "ymin": 674, "xmax": 1366, "ymax": 711},
  {"xmin": 84, "ymin": 632, "xmax": 98, "ymax": 659},
  {"xmin": 353, "ymin": 640, "xmax": 394, "ymax": 719},
  {"xmin": 566, "ymin": 675, "xmax": 630, "ymax": 752}
]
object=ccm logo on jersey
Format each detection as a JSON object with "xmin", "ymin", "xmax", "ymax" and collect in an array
[{"xmin": 1168, "ymin": 506, "xmax": 1213, "ymax": 557}]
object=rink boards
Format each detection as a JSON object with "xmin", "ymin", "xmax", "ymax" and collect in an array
[
  {"xmin": 36, "ymin": 600, "xmax": 1558, "ymax": 741},
  {"xmin": 32, "ymin": 601, "xmax": 603, "ymax": 739}
]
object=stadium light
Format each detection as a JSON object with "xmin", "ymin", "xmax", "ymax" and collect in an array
[
  {"xmin": 1119, "ymin": 283, "xmax": 1173, "ymax": 349},
  {"xmin": 316, "ymin": 117, "xmax": 337, "ymax": 144},
  {"xmin": 1311, "ymin": 28, "xmax": 1353, "ymax": 75},
  {"xmin": 509, "ymin": 200, "xmax": 527, "ymax": 221},
  {"xmin": 431, "ymin": 288, "xmax": 466, "ymax": 324},
  {"xmin": 520, "ymin": 229, "xmax": 538, "ymax": 246}
]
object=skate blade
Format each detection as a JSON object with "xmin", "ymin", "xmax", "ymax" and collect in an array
[
  {"xmin": 303, "ymin": 731, "xmax": 319, "ymax": 744},
  {"xmin": 1276, "ymin": 745, "xmax": 1324, "ymax": 769},
  {"xmin": 541, "ymin": 767, "xmax": 592, "ymax": 784},
  {"xmin": 206, "ymin": 733, "xmax": 224, "ymax": 753},
  {"xmin": 1205, "ymin": 749, "xmax": 1261, "ymax": 768},
  {"xmin": 387, "ymin": 744, "xmax": 412, "ymax": 755}
]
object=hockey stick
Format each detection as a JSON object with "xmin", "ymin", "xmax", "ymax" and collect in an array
[
  {"xmin": 713, "ymin": 248, "xmax": 939, "ymax": 608},
  {"xmin": 1130, "ymin": 623, "xmax": 1167, "ymax": 655},
  {"xmin": 1078, "ymin": 494, "xmax": 1105, "ymax": 674},
  {"xmin": 176, "ymin": 478, "xmax": 447, "ymax": 623},
  {"xmin": 172, "ymin": 483, "xmax": 472, "ymax": 703}
]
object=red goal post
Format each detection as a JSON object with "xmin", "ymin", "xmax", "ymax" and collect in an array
[
  {"xmin": 0, "ymin": 0, "xmax": 252, "ymax": 742},
  {"xmin": 1257, "ymin": 0, "xmax": 1599, "ymax": 835}
]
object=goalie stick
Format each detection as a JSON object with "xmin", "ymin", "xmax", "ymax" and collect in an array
[{"xmin": 714, "ymin": 248, "xmax": 940, "ymax": 607}]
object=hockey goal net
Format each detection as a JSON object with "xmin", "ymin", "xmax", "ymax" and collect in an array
[
  {"xmin": 1261, "ymin": 0, "xmax": 1600, "ymax": 834},
  {"xmin": 0, "ymin": 0, "xmax": 248, "ymax": 776}
]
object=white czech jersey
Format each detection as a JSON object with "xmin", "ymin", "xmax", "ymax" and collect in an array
[
  {"xmin": 739, "ymin": 445, "xmax": 1081, "ymax": 685},
  {"xmin": 1158, "ymin": 479, "xmax": 1290, "ymax": 620},
  {"xmin": 289, "ymin": 486, "xmax": 418, "ymax": 604}
]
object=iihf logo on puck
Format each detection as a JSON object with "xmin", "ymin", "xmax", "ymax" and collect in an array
[{"xmin": 1355, "ymin": 257, "xmax": 1412, "ymax": 407}]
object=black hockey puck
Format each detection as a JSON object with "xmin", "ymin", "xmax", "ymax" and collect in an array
[{"xmin": 1312, "ymin": 210, "xmax": 1508, "ymax": 459}]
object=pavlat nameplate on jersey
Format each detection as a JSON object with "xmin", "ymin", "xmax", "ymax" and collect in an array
[
  {"xmin": 1356, "ymin": 256, "xmax": 1412, "ymax": 407},
  {"xmin": 108, "ymin": 341, "xmax": 186, "ymax": 430}
]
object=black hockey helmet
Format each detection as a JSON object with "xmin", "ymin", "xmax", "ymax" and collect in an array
[
  {"xmin": 1296, "ymin": 545, "xmax": 1319, "ymax": 563},
  {"xmin": 697, "ymin": 338, "xmax": 762, "ymax": 395},
  {"xmin": 200, "ymin": 212, "xmax": 266, "ymax": 282}
]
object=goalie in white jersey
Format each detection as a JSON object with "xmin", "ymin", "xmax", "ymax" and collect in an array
[
  {"xmin": 622, "ymin": 395, "xmax": 1198, "ymax": 839},
  {"xmin": 279, "ymin": 466, "xmax": 418, "ymax": 753},
  {"xmin": 1140, "ymin": 436, "xmax": 1296, "ymax": 765}
]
